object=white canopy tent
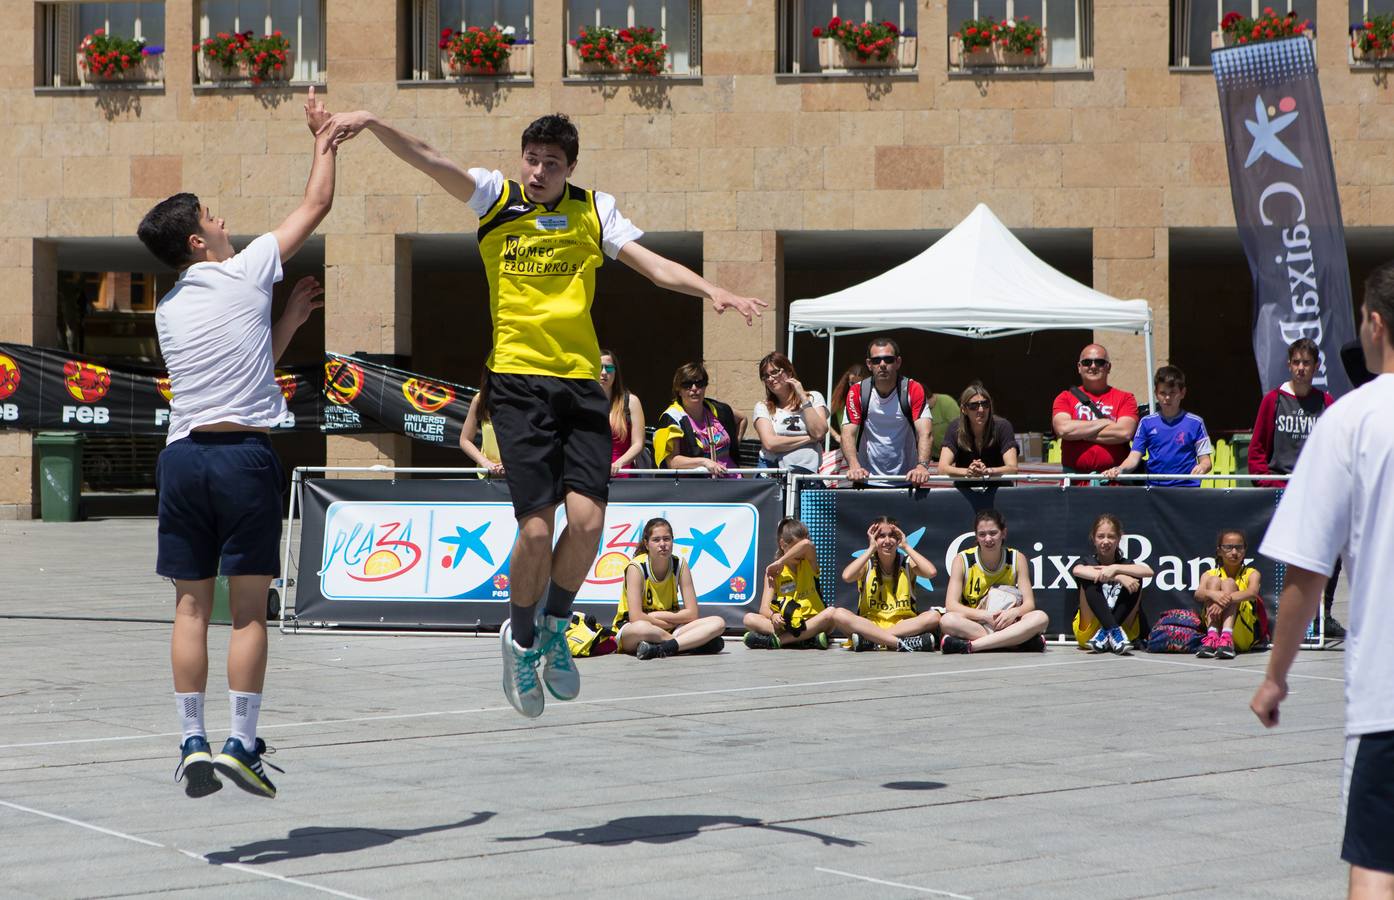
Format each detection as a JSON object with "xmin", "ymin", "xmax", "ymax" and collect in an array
[{"xmin": 786, "ymin": 204, "xmax": 1157, "ymax": 409}]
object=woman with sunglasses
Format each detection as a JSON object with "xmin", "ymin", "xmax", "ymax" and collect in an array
[
  {"xmin": 653, "ymin": 361, "xmax": 747, "ymax": 476},
  {"xmin": 753, "ymin": 351, "xmax": 828, "ymax": 474},
  {"xmin": 937, "ymin": 382, "xmax": 1018, "ymax": 486},
  {"xmin": 599, "ymin": 349, "xmax": 646, "ymax": 478}
]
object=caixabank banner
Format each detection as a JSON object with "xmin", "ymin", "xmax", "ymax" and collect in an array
[{"xmin": 293, "ymin": 476, "xmax": 781, "ymax": 630}]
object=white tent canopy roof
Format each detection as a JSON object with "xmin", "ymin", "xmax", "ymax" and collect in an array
[{"xmin": 786, "ymin": 204, "xmax": 1152, "ymax": 338}]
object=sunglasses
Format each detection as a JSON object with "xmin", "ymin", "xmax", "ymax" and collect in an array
[
  {"xmin": 868, "ymin": 355, "xmax": 897, "ymax": 366},
  {"xmin": 681, "ymin": 379, "xmax": 709, "ymax": 389},
  {"xmin": 965, "ymin": 400, "xmax": 990, "ymax": 411},
  {"xmin": 761, "ymin": 368, "xmax": 784, "ymax": 380},
  {"xmin": 1078, "ymin": 358, "xmax": 1111, "ymax": 369},
  {"xmin": 1219, "ymin": 544, "xmax": 1246, "ymax": 552},
  {"xmin": 600, "ymin": 364, "xmax": 616, "ymax": 374}
]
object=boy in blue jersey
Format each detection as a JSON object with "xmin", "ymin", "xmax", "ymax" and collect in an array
[{"xmin": 1103, "ymin": 366, "xmax": 1213, "ymax": 487}]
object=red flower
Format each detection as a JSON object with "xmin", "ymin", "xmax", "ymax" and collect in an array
[
  {"xmin": 439, "ymin": 39, "xmax": 448, "ymax": 49},
  {"xmin": 966, "ymin": 26, "xmax": 977, "ymax": 35},
  {"xmin": 441, "ymin": 28, "xmax": 452, "ymax": 37},
  {"xmin": 828, "ymin": 16, "xmax": 840, "ymax": 28},
  {"xmin": 812, "ymin": 26, "xmax": 822, "ymax": 37}
]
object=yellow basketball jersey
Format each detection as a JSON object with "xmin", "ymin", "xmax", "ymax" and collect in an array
[
  {"xmin": 857, "ymin": 558, "xmax": 918, "ymax": 626},
  {"xmin": 960, "ymin": 546, "xmax": 1020, "ymax": 608},
  {"xmin": 1204, "ymin": 565, "xmax": 1256, "ymax": 592},
  {"xmin": 613, "ymin": 553, "xmax": 682, "ymax": 629},
  {"xmin": 477, "ymin": 180, "xmax": 605, "ymax": 380},
  {"xmin": 773, "ymin": 558, "xmax": 825, "ymax": 630}
]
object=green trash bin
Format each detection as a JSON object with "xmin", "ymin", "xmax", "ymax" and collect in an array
[{"xmin": 34, "ymin": 432, "xmax": 84, "ymax": 522}]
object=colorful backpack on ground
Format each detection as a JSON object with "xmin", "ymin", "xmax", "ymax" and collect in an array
[
  {"xmin": 565, "ymin": 612, "xmax": 618, "ymax": 658},
  {"xmin": 1145, "ymin": 608, "xmax": 1203, "ymax": 654}
]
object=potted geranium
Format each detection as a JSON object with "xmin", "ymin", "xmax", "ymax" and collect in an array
[
  {"xmin": 246, "ymin": 31, "xmax": 293, "ymax": 84},
  {"xmin": 1213, "ymin": 7, "xmax": 1312, "ymax": 48},
  {"xmin": 78, "ymin": 28, "xmax": 164, "ymax": 84},
  {"xmin": 814, "ymin": 17, "xmax": 910, "ymax": 69},
  {"xmin": 568, "ymin": 24, "xmax": 621, "ymax": 74},
  {"xmin": 949, "ymin": 16, "xmax": 1000, "ymax": 66},
  {"xmin": 196, "ymin": 30, "xmax": 251, "ymax": 81},
  {"xmin": 1352, "ymin": 14, "xmax": 1394, "ymax": 61},
  {"xmin": 998, "ymin": 17, "xmax": 1046, "ymax": 66},
  {"xmin": 440, "ymin": 25, "xmax": 529, "ymax": 76},
  {"xmin": 619, "ymin": 26, "xmax": 667, "ymax": 75}
]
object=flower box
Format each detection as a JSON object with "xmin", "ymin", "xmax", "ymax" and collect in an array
[
  {"xmin": 566, "ymin": 42, "xmax": 621, "ymax": 75},
  {"xmin": 1210, "ymin": 28, "xmax": 1314, "ymax": 50},
  {"xmin": 76, "ymin": 51, "xmax": 164, "ymax": 85},
  {"xmin": 817, "ymin": 35, "xmax": 917, "ymax": 70},
  {"xmin": 197, "ymin": 56, "xmax": 245, "ymax": 82},
  {"xmin": 442, "ymin": 41, "xmax": 531, "ymax": 77},
  {"xmin": 1352, "ymin": 41, "xmax": 1394, "ymax": 61},
  {"xmin": 948, "ymin": 32, "xmax": 1047, "ymax": 68}
]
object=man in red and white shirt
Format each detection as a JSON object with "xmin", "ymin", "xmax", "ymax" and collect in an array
[
  {"xmin": 1051, "ymin": 344, "xmax": 1140, "ymax": 475},
  {"xmin": 840, "ymin": 337, "xmax": 933, "ymax": 486}
]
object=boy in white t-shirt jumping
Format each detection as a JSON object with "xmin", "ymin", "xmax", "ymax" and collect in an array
[
  {"xmin": 136, "ymin": 87, "xmax": 335, "ymax": 799},
  {"xmin": 1252, "ymin": 261, "xmax": 1394, "ymax": 896}
]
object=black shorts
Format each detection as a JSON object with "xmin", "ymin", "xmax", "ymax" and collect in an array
[
  {"xmin": 1344, "ymin": 730, "xmax": 1394, "ymax": 873},
  {"xmin": 485, "ymin": 371, "xmax": 610, "ymax": 518},
  {"xmin": 156, "ymin": 432, "xmax": 284, "ymax": 580}
]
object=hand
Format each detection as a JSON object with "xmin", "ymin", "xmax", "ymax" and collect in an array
[
  {"xmin": 701, "ymin": 458, "xmax": 727, "ymax": 477},
  {"xmin": 1251, "ymin": 677, "xmax": 1287, "ymax": 727},
  {"xmin": 771, "ymin": 613, "xmax": 786, "ymax": 631},
  {"xmin": 1191, "ymin": 462, "xmax": 1206, "ymax": 475},
  {"xmin": 907, "ymin": 463, "xmax": 931, "ymax": 487},
  {"xmin": 866, "ymin": 523, "xmax": 879, "ymax": 547},
  {"xmin": 892, "ymin": 525, "xmax": 906, "ymax": 547},
  {"xmin": 1115, "ymin": 574, "xmax": 1141, "ymax": 593},
  {"xmin": 303, "ymin": 85, "xmax": 331, "ymax": 136},
  {"xmin": 709, "ymin": 288, "xmax": 768, "ymax": 326},
  {"xmin": 488, "ymin": 462, "xmax": 506, "ymax": 477},
  {"xmin": 992, "ymin": 607, "xmax": 1020, "ymax": 630},
  {"xmin": 787, "ymin": 377, "xmax": 806, "ymax": 399},
  {"xmin": 766, "ymin": 560, "xmax": 783, "ymax": 581},
  {"xmin": 282, "ymin": 276, "xmax": 325, "ymax": 328},
  {"xmin": 1099, "ymin": 565, "xmax": 1118, "ymax": 581},
  {"xmin": 319, "ymin": 110, "xmax": 375, "ymax": 150},
  {"xmin": 847, "ymin": 465, "xmax": 869, "ymax": 484},
  {"xmin": 967, "ymin": 459, "xmax": 989, "ymax": 478},
  {"xmin": 611, "ymin": 461, "xmax": 625, "ymax": 477},
  {"xmin": 1102, "ymin": 466, "xmax": 1122, "ymax": 481}
]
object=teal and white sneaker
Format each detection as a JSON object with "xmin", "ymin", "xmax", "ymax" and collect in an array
[
  {"xmin": 500, "ymin": 622, "xmax": 545, "ymax": 718},
  {"xmin": 175, "ymin": 735, "xmax": 221, "ymax": 798},
  {"xmin": 538, "ymin": 614, "xmax": 580, "ymax": 702},
  {"xmin": 1087, "ymin": 627, "xmax": 1110, "ymax": 653},
  {"xmin": 213, "ymin": 737, "xmax": 282, "ymax": 799}
]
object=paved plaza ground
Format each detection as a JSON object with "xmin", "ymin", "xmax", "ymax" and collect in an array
[{"xmin": 1, "ymin": 518, "xmax": 1351, "ymax": 899}]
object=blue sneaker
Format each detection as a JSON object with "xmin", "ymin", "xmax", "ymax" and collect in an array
[
  {"xmin": 175, "ymin": 736, "xmax": 221, "ymax": 798},
  {"xmin": 500, "ymin": 622, "xmax": 545, "ymax": 718},
  {"xmin": 1107, "ymin": 627, "xmax": 1132, "ymax": 655},
  {"xmin": 538, "ymin": 614, "xmax": 580, "ymax": 702},
  {"xmin": 213, "ymin": 737, "xmax": 282, "ymax": 798},
  {"xmin": 1087, "ymin": 627, "xmax": 1110, "ymax": 653}
]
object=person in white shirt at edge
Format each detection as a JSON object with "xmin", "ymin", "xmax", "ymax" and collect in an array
[
  {"xmin": 753, "ymin": 350, "xmax": 829, "ymax": 474},
  {"xmin": 1251, "ymin": 260, "xmax": 1394, "ymax": 900},
  {"xmin": 839, "ymin": 337, "xmax": 934, "ymax": 488},
  {"xmin": 136, "ymin": 88, "xmax": 334, "ymax": 801}
]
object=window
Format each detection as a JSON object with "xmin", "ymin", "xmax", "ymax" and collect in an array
[
  {"xmin": 408, "ymin": 0, "xmax": 533, "ymax": 79},
  {"xmin": 778, "ymin": 0, "xmax": 917, "ymax": 73},
  {"xmin": 1171, "ymin": 0, "xmax": 1316, "ymax": 67},
  {"xmin": 946, "ymin": 0, "xmax": 1092, "ymax": 68},
  {"xmin": 1350, "ymin": 0, "xmax": 1394, "ymax": 62},
  {"xmin": 196, "ymin": 1, "xmax": 326, "ymax": 83},
  {"xmin": 566, "ymin": 0, "xmax": 699, "ymax": 75},
  {"xmin": 38, "ymin": 2, "xmax": 165, "ymax": 87}
]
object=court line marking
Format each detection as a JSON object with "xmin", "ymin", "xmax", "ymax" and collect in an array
[
  {"xmin": 816, "ymin": 867, "xmax": 974, "ymax": 899},
  {"xmin": 0, "ymin": 658, "xmax": 1098, "ymax": 750},
  {"xmin": 1126, "ymin": 655, "xmax": 1344, "ymax": 682},
  {"xmin": 0, "ymin": 799, "xmax": 373, "ymax": 900}
]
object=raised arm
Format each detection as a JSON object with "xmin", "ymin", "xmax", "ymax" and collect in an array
[
  {"xmin": 617, "ymin": 241, "xmax": 766, "ymax": 325},
  {"xmin": 272, "ymin": 86, "xmax": 336, "ymax": 262},
  {"xmin": 320, "ymin": 110, "xmax": 478, "ymax": 204}
]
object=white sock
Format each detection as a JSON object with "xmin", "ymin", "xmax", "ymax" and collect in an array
[
  {"xmin": 175, "ymin": 692, "xmax": 205, "ymax": 741},
  {"xmin": 228, "ymin": 691, "xmax": 262, "ymax": 749}
]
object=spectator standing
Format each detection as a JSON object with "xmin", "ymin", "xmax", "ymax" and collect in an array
[
  {"xmin": 1103, "ymin": 366, "xmax": 1212, "ymax": 487},
  {"xmin": 925, "ymin": 389, "xmax": 961, "ymax": 459},
  {"xmin": 752, "ymin": 351, "xmax": 829, "ymax": 474},
  {"xmin": 839, "ymin": 337, "xmax": 933, "ymax": 487},
  {"xmin": 937, "ymin": 382, "xmax": 1019, "ymax": 483},
  {"xmin": 599, "ymin": 348, "xmax": 646, "ymax": 477},
  {"xmin": 828, "ymin": 362, "xmax": 870, "ymax": 446},
  {"xmin": 654, "ymin": 361, "xmax": 747, "ymax": 476},
  {"xmin": 458, "ymin": 374, "xmax": 504, "ymax": 478},
  {"xmin": 1051, "ymin": 343, "xmax": 1139, "ymax": 475}
]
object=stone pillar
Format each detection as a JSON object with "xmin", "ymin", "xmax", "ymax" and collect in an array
[
  {"xmin": 324, "ymin": 234, "xmax": 413, "ymax": 473},
  {"xmin": 326, "ymin": 0, "xmax": 399, "ymax": 84},
  {"xmin": 0, "ymin": 240, "xmax": 58, "ymax": 518},
  {"xmin": 702, "ymin": 231, "xmax": 782, "ymax": 428},
  {"xmin": 1093, "ymin": 227, "xmax": 1169, "ymax": 404}
]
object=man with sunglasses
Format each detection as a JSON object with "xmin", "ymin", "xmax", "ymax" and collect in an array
[
  {"xmin": 1050, "ymin": 344, "xmax": 1139, "ymax": 476},
  {"xmin": 840, "ymin": 338, "xmax": 934, "ymax": 487}
]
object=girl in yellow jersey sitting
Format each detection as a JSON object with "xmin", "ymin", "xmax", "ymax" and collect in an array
[
  {"xmin": 1193, "ymin": 528, "xmax": 1265, "ymax": 660},
  {"xmin": 614, "ymin": 517, "xmax": 727, "ymax": 660},
  {"xmin": 743, "ymin": 517, "xmax": 835, "ymax": 649},
  {"xmin": 941, "ymin": 509, "xmax": 1049, "ymax": 653},
  {"xmin": 835, "ymin": 517, "xmax": 940, "ymax": 652}
]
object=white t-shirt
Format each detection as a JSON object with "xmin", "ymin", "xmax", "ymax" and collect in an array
[
  {"xmin": 753, "ymin": 391, "xmax": 828, "ymax": 472},
  {"xmin": 466, "ymin": 168, "xmax": 642, "ymax": 259},
  {"xmin": 1260, "ymin": 374, "xmax": 1394, "ymax": 737},
  {"xmin": 155, "ymin": 233, "xmax": 285, "ymax": 445},
  {"xmin": 863, "ymin": 387, "xmax": 927, "ymax": 477}
]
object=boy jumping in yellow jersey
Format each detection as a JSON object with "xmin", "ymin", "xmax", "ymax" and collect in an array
[{"xmin": 319, "ymin": 111, "xmax": 765, "ymax": 717}]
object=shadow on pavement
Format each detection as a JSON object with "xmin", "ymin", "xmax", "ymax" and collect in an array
[
  {"xmin": 205, "ymin": 812, "xmax": 496, "ymax": 865},
  {"xmin": 495, "ymin": 814, "xmax": 862, "ymax": 848},
  {"xmin": 881, "ymin": 781, "xmax": 947, "ymax": 791}
]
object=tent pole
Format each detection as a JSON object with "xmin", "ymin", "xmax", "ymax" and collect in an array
[
  {"xmin": 1143, "ymin": 321, "xmax": 1157, "ymax": 411},
  {"xmin": 786, "ymin": 320, "xmax": 795, "ymax": 362},
  {"xmin": 825, "ymin": 330, "xmax": 837, "ymax": 451}
]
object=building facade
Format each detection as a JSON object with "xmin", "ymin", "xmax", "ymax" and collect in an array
[{"xmin": 1, "ymin": 0, "xmax": 1389, "ymax": 517}]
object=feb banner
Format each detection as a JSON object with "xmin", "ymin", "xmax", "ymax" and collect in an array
[
  {"xmin": 0, "ymin": 342, "xmax": 320, "ymax": 434},
  {"xmin": 799, "ymin": 486, "xmax": 1281, "ymax": 635},
  {"xmin": 1213, "ymin": 37, "xmax": 1356, "ymax": 397},
  {"xmin": 292, "ymin": 475, "xmax": 782, "ymax": 630},
  {"xmin": 322, "ymin": 353, "xmax": 472, "ymax": 448}
]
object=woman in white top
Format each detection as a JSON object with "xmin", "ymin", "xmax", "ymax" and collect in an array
[{"xmin": 752, "ymin": 351, "xmax": 829, "ymax": 474}]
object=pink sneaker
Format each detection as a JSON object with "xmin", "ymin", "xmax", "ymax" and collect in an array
[
  {"xmin": 1216, "ymin": 632, "xmax": 1236, "ymax": 660},
  {"xmin": 1196, "ymin": 631, "xmax": 1220, "ymax": 659}
]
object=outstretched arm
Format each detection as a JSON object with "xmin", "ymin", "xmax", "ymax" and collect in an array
[
  {"xmin": 319, "ymin": 110, "xmax": 478, "ymax": 205},
  {"xmin": 272, "ymin": 86, "xmax": 336, "ymax": 262},
  {"xmin": 617, "ymin": 241, "xmax": 767, "ymax": 325}
]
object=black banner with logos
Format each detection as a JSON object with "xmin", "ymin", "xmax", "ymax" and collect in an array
[
  {"xmin": 1213, "ymin": 37, "xmax": 1357, "ymax": 398},
  {"xmin": 322, "ymin": 353, "xmax": 474, "ymax": 448},
  {"xmin": 800, "ymin": 486, "xmax": 1280, "ymax": 636}
]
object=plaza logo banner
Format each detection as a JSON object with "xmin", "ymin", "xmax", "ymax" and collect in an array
[
  {"xmin": 1213, "ymin": 37, "xmax": 1357, "ymax": 397},
  {"xmin": 293, "ymin": 476, "xmax": 781, "ymax": 630}
]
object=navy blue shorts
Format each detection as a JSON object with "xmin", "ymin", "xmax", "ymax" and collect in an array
[
  {"xmin": 156, "ymin": 433, "xmax": 284, "ymax": 580},
  {"xmin": 1344, "ymin": 730, "xmax": 1394, "ymax": 873}
]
